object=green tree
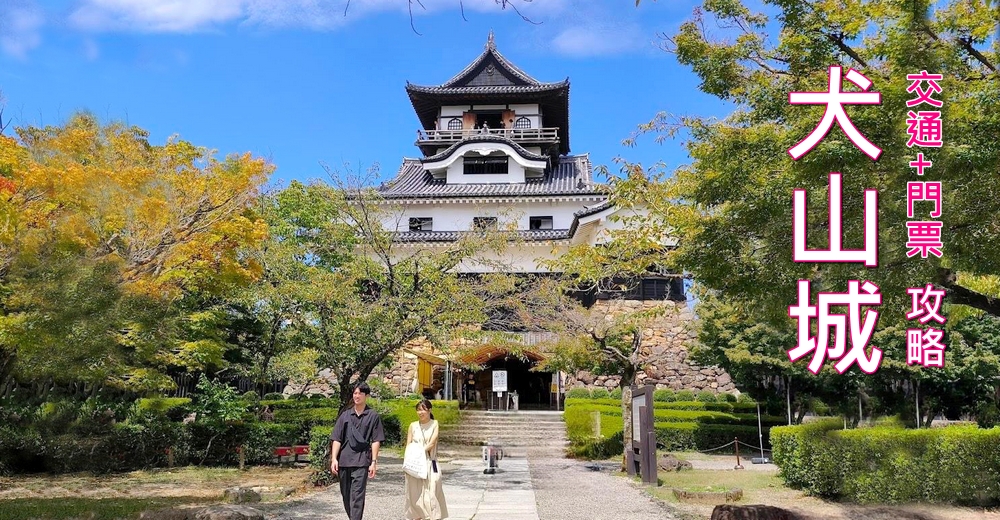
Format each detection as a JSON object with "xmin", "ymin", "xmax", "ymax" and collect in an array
[
  {"xmin": 0, "ymin": 113, "xmax": 270, "ymax": 394},
  {"xmin": 613, "ymin": 0, "xmax": 998, "ymax": 411},
  {"xmin": 247, "ymin": 174, "xmax": 522, "ymax": 411}
]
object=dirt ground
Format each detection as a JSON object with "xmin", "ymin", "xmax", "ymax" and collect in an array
[
  {"xmin": 0, "ymin": 466, "xmax": 315, "ymax": 501},
  {"xmin": 646, "ymin": 452, "xmax": 1000, "ymax": 520}
]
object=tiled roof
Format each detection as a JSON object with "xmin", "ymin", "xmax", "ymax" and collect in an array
[
  {"xmin": 421, "ymin": 135, "xmax": 548, "ymax": 163},
  {"xmin": 405, "ymin": 81, "xmax": 569, "ymax": 96},
  {"xmin": 574, "ymin": 200, "xmax": 614, "ymax": 218},
  {"xmin": 378, "ymin": 154, "xmax": 604, "ymax": 199},
  {"xmin": 393, "ymin": 229, "xmax": 571, "ymax": 243},
  {"xmin": 440, "ymin": 32, "xmax": 544, "ymax": 88}
]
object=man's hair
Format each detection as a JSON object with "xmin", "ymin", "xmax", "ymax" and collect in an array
[{"xmin": 354, "ymin": 382, "xmax": 371, "ymax": 395}]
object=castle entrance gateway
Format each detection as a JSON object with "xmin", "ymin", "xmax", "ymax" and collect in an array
[{"xmin": 459, "ymin": 347, "xmax": 560, "ymax": 410}]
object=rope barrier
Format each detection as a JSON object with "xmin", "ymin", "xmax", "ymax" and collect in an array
[
  {"xmin": 736, "ymin": 440, "xmax": 772, "ymax": 453},
  {"xmin": 696, "ymin": 440, "xmax": 736, "ymax": 454}
]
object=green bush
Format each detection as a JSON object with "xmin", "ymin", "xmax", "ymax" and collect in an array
[
  {"xmin": 368, "ymin": 379, "xmax": 396, "ymax": 401},
  {"xmin": 309, "ymin": 426, "xmax": 335, "ymax": 485},
  {"xmin": 653, "ymin": 389, "xmax": 675, "ymax": 402},
  {"xmin": 263, "ymin": 392, "xmax": 285, "ymax": 401},
  {"xmin": 610, "ymin": 387, "xmax": 623, "ymax": 400},
  {"xmin": 564, "ymin": 398, "xmax": 775, "ymax": 460},
  {"xmin": 192, "ymin": 378, "xmax": 247, "ymax": 422},
  {"xmin": 566, "ymin": 388, "xmax": 593, "ymax": 399},
  {"xmin": 243, "ymin": 423, "xmax": 304, "ymax": 465},
  {"xmin": 36, "ymin": 401, "xmax": 78, "ymax": 435},
  {"xmin": 591, "ymin": 388, "xmax": 611, "ymax": 399},
  {"xmin": 696, "ymin": 391, "xmax": 718, "ymax": 403},
  {"xmin": 722, "ymin": 393, "xmax": 738, "ymax": 403},
  {"xmin": 675, "ymin": 390, "xmax": 696, "ymax": 402},
  {"xmin": 0, "ymin": 427, "xmax": 45, "ymax": 475},
  {"xmin": 771, "ymin": 422, "xmax": 1000, "ymax": 505},
  {"xmin": 655, "ymin": 423, "xmax": 698, "ymax": 451},
  {"xmin": 737, "ymin": 393, "xmax": 756, "ymax": 403},
  {"xmin": 137, "ymin": 398, "xmax": 192, "ymax": 415}
]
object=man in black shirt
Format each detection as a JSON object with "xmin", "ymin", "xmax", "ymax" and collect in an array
[{"xmin": 330, "ymin": 382, "xmax": 385, "ymax": 520}]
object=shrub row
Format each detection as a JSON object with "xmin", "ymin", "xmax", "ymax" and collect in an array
[
  {"xmin": 772, "ymin": 421, "xmax": 1000, "ymax": 505},
  {"xmin": 0, "ymin": 398, "xmax": 460, "ymax": 476},
  {"xmin": 0, "ymin": 420, "xmax": 303, "ymax": 475},
  {"xmin": 563, "ymin": 398, "xmax": 761, "ymax": 415},
  {"xmin": 564, "ymin": 400, "xmax": 772, "ymax": 459},
  {"xmin": 565, "ymin": 388, "xmax": 743, "ymax": 403}
]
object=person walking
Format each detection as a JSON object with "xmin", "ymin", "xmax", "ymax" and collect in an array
[
  {"xmin": 330, "ymin": 382, "xmax": 385, "ymax": 520},
  {"xmin": 404, "ymin": 399, "xmax": 449, "ymax": 519}
]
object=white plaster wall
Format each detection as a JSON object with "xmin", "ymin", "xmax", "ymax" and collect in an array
[
  {"xmin": 381, "ymin": 199, "xmax": 601, "ymax": 232},
  {"xmin": 437, "ymin": 105, "xmax": 542, "ymax": 129},
  {"xmin": 388, "ymin": 242, "xmax": 571, "ymax": 273},
  {"xmin": 446, "ymin": 156, "xmax": 526, "ymax": 184}
]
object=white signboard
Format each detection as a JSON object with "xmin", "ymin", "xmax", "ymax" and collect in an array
[
  {"xmin": 632, "ymin": 393, "xmax": 646, "ymax": 440},
  {"xmin": 492, "ymin": 370, "xmax": 508, "ymax": 393}
]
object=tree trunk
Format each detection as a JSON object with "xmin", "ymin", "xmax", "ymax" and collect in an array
[
  {"xmin": 619, "ymin": 363, "xmax": 638, "ymax": 472},
  {"xmin": 337, "ymin": 373, "xmax": 355, "ymax": 413}
]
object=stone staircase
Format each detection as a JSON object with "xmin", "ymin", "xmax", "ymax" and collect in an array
[{"xmin": 438, "ymin": 410, "xmax": 569, "ymax": 457}]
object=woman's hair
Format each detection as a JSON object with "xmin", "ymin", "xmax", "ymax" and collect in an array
[{"xmin": 416, "ymin": 399, "xmax": 435, "ymax": 420}]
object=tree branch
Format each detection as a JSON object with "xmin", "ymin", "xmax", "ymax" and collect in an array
[
  {"xmin": 936, "ymin": 268, "xmax": 1000, "ymax": 317},
  {"xmin": 824, "ymin": 32, "xmax": 869, "ymax": 68},
  {"xmin": 958, "ymin": 36, "xmax": 998, "ymax": 73}
]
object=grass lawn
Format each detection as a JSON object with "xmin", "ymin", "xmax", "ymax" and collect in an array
[
  {"xmin": 632, "ymin": 452, "xmax": 1000, "ymax": 520},
  {"xmin": 0, "ymin": 496, "xmax": 217, "ymax": 520},
  {"xmin": 0, "ymin": 465, "xmax": 314, "ymax": 519}
]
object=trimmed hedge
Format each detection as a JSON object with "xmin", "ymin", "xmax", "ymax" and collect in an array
[
  {"xmin": 564, "ymin": 398, "xmax": 772, "ymax": 459},
  {"xmin": 772, "ymin": 421, "xmax": 1000, "ymax": 505},
  {"xmin": 564, "ymin": 398, "xmax": 759, "ymax": 414},
  {"xmin": 0, "ymin": 397, "xmax": 459, "ymax": 475},
  {"xmin": 566, "ymin": 388, "xmax": 592, "ymax": 399}
]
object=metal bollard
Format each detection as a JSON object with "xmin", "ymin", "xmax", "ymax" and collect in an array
[{"xmin": 482, "ymin": 441, "xmax": 503, "ymax": 474}]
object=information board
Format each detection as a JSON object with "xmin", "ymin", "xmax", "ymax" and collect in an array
[
  {"xmin": 492, "ymin": 370, "xmax": 507, "ymax": 393},
  {"xmin": 632, "ymin": 392, "xmax": 646, "ymax": 440}
]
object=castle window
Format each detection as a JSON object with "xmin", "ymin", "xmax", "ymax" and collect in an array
[
  {"xmin": 447, "ymin": 118, "xmax": 463, "ymax": 130},
  {"xmin": 409, "ymin": 217, "xmax": 433, "ymax": 232},
  {"xmin": 529, "ymin": 216, "xmax": 553, "ymax": 230},
  {"xmin": 514, "ymin": 116, "xmax": 531, "ymax": 129},
  {"xmin": 473, "ymin": 217, "xmax": 498, "ymax": 231},
  {"xmin": 642, "ymin": 279, "xmax": 669, "ymax": 300},
  {"xmin": 464, "ymin": 156, "xmax": 508, "ymax": 175}
]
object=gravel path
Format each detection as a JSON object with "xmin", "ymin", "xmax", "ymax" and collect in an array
[
  {"xmin": 528, "ymin": 456, "xmax": 679, "ymax": 520},
  {"xmin": 266, "ymin": 451, "xmax": 679, "ymax": 519}
]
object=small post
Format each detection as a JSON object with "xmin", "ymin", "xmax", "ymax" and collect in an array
[
  {"xmin": 167, "ymin": 447, "xmax": 174, "ymax": 469},
  {"xmin": 238, "ymin": 445, "xmax": 246, "ymax": 471},
  {"xmin": 734, "ymin": 437, "xmax": 744, "ymax": 470},
  {"xmin": 591, "ymin": 410, "xmax": 601, "ymax": 438}
]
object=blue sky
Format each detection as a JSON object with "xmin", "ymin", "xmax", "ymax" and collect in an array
[{"xmin": 0, "ymin": 0, "xmax": 737, "ymax": 188}]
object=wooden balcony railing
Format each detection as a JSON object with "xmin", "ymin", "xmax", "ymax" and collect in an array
[{"xmin": 416, "ymin": 127, "xmax": 560, "ymax": 144}]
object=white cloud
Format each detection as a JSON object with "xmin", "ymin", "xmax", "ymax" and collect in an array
[
  {"xmin": 0, "ymin": 1, "xmax": 44, "ymax": 59},
  {"xmin": 68, "ymin": 0, "xmax": 572, "ymax": 33},
  {"xmin": 83, "ymin": 38, "xmax": 100, "ymax": 60},
  {"xmin": 70, "ymin": 0, "xmax": 245, "ymax": 32},
  {"xmin": 551, "ymin": 22, "xmax": 649, "ymax": 57}
]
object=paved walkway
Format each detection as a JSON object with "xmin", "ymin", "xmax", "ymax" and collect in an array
[{"xmin": 267, "ymin": 451, "xmax": 675, "ymax": 520}]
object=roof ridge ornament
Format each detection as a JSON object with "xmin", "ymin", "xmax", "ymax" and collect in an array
[{"xmin": 487, "ymin": 29, "xmax": 495, "ymax": 50}]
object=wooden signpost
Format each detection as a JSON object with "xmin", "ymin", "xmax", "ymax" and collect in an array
[{"xmin": 627, "ymin": 385, "xmax": 657, "ymax": 485}]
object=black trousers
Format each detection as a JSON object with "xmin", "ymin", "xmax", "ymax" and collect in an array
[{"xmin": 339, "ymin": 465, "xmax": 369, "ymax": 520}]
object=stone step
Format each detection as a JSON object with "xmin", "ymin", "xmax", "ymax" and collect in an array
[
  {"xmin": 453, "ymin": 415, "xmax": 565, "ymax": 423},
  {"xmin": 442, "ymin": 438, "xmax": 570, "ymax": 448},
  {"xmin": 441, "ymin": 421, "xmax": 566, "ymax": 432},
  {"xmin": 441, "ymin": 434, "xmax": 568, "ymax": 444}
]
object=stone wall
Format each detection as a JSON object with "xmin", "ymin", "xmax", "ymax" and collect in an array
[
  {"xmin": 290, "ymin": 299, "xmax": 737, "ymax": 398},
  {"xmin": 565, "ymin": 300, "xmax": 735, "ymax": 394}
]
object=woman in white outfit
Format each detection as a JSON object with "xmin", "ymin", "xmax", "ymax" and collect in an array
[{"xmin": 404, "ymin": 399, "xmax": 448, "ymax": 520}]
